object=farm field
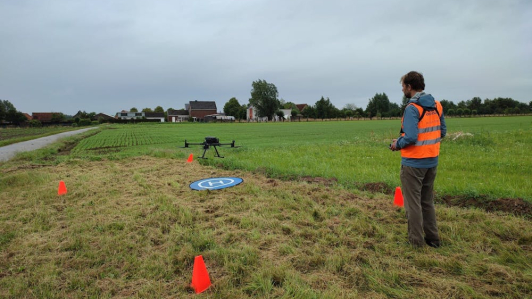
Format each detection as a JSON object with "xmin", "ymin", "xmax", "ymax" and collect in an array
[
  {"xmin": 0, "ymin": 126, "xmax": 81, "ymax": 147},
  {"xmin": 0, "ymin": 117, "xmax": 531, "ymax": 298},
  {"xmin": 67, "ymin": 116, "xmax": 532, "ymax": 203}
]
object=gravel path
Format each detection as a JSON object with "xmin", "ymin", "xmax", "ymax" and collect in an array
[{"xmin": 0, "ymin": 127, "xmax": 98, "ymax": 162}]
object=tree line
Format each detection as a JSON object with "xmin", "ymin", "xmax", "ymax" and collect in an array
[
  {"xmin": 224, "ymin": 80, "xmax": 532, "ymax": 120},
  {"xmin": 2, "ymin": 80, "xmax": 531, "ymax": 126}
]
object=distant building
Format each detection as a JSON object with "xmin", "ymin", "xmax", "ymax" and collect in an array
[
  {"xmin": 246, "ymin": 106, "xmax": 268, "ymax": 122},
  {"xmin": 296, "ymin": 104, "xmax": 308, "ymax": 112},
  {"xmin": 144, "ymin": 112, "xmax": 165, "ymax": 122},
  {"xmin": 167, "ymin": 109, "xmax": 189, "ymax": 122},
  {"xmin": 32, "ymin": 112, "xmax": 62, "ymax": 123},
  {"xmin": 115, "ymin": 111, "xmax": 144, "ymax": 120},
  {"xmin": 188, "ymin": 101, "xmax": 217, "ymax": 121},
  {"xmin": 94, "ymin": 113, "xmax": 114, "ymax": 121},
  {"xmin": 22, "ymin": 113, "xmax": 32, "ymax": 121}
]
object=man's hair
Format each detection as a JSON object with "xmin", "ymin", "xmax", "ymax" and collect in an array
[{"xmin": 400, "ymin": 71, "xmax": 425, "ymax": 91}]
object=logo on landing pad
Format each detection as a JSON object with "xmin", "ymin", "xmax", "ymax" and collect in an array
[{"xmin": 189, "ymin": 177, "xmax": 243, "ymax": 191}]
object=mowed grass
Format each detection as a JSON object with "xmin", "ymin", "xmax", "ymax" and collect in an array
[
  {"xmin": 0, "ymin": 117, "xmax": 531, "ymax": 298},
  {"xmin": 0, "ymin": 156, "xmax": 530, "ymax": 298}
]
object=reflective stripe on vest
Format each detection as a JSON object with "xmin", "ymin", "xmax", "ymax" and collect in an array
[{"xmin": 400, "ymin": 101, "xmax": 443, "ymax": 159}]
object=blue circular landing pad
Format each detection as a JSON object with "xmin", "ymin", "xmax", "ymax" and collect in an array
[{"xmin": 190, "ymin": 177, "xmax": 243, "ymax": 191}]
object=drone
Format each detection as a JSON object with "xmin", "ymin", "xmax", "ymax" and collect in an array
[{"xmin": 182, "ymin": 136, "xmax": 239, "ymax": 159}]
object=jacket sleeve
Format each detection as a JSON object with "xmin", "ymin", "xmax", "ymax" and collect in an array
[
  {"xmin": 440, "ymin": 111, "xmax": 446, "ymax": 138},
  {"xmin": 396, "ymin": 105, "xmax": 419, "ymax": 149}
]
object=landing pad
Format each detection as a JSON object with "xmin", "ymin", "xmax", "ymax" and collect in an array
[{"xmin": 189, "ymin": 177, "xmax": 243, "ymax": 191}]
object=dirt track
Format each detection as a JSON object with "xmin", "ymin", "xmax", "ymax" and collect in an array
[{"xmin": 0, "ymin": 127, "xmax": 98, "ymax": 162}]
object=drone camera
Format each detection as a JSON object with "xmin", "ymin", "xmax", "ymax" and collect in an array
[{"xmin": 205, "ymin": 137, "xmax": 220, "ymax": 144}]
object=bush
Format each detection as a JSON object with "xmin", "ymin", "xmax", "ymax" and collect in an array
[
  {"xmin": 29, "ymin": 119, "xmax": 42, "ymax": 127},
  {"xmin": 91, "ymin": 121, "xmax": 99, "ymax": 125},
  {"xmin": 79, "ymin": 119, "xmax": 92, "ymax": 126}
]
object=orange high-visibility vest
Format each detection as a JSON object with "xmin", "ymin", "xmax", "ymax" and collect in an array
[{"xmin": 400, "ymin": 101, "xmax": 443, "ymax": 159}]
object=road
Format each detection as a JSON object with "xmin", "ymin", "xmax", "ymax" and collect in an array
[{"xmin": 0, "ymin": 127, "xmax": 98, "ymax": 162}]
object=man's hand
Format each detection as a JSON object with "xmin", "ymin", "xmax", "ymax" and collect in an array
[{"xmin": 390, "ymin": 139, "xmax": 399, "ymax": 151}]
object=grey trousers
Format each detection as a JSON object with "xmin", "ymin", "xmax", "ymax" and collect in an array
[{"xmin": 400, "ymin": 165, "xmax": 440, "ymax": 247}]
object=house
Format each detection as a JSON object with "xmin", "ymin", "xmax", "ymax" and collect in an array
[
  {"xmin": 277, "ymin": 109, "xmax": 292, "ymax": 121},
  {"xmin": 22, "ymin": 113, "xmax": 32, "ymax": 121},
  {"xmin": 188, "ymin": 101, "xmax": 217, "ymax": 121},
  {"xmin": 32, "ymin": 112, "xmax": 62, "ymax": 123},
  {"xmin": 167, "ymin": 109, "xmax": 189, "ymax": 122},
  {"xmin": 204, "ymin": 114, "xmax": 235, "ymax": 122},
  {"xmin": 296, "ymin": 104, "xmax": 308, "ymax": 112},
  {"xmin": 115, "ymin": 111, "xmax": 143, "ymax": 120},
  {"xmin": 144, "ymin": 112, "xmax": 165, "ymax": 122},
  {"xmin": 94, "ymin": 113, "xmax": 114, "ymax": 121},
  {"xmin": 114, "ymin": 111, "xmax": 165, "ymax": 122},
  {"xmin": 244, "ymin": 106, "xmax": 270, "ymax": 122}
]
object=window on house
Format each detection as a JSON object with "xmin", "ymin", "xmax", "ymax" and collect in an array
[
  {"xmin": 121, "ymin": 113, "xmax": 127, "ymax": 116},
  {"xmin": 136, "ymin": 113, "xmax": 142, "ymax": 117}
]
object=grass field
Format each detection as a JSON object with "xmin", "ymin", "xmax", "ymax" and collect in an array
[
  {"xmin": 64, "ymin": 116, "xmax": 532, "ymax": 202},
  {"xmin": 0, "ymin": 117, "xmax": 531, "ymax": 298},
  {"xmin": 0, "ymin": 126, "xmax": 81, "ymax": 147}
]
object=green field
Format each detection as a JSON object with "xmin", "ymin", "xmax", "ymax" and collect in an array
[
  {"xmin": 0, "ymin": 126, "xmax": 81, "ymax": 147},
  {"xmin": 0, "ymin": 117, "xmax": 531, "ymax": 298},
  {"xmin": 66, "ymin": 116, "xmax": 532, "ymax": 201}
]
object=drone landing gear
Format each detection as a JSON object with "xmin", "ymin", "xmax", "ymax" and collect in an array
[{"xmin": 199, "ymin": 144, "xmax": 224, "ymax": 159}]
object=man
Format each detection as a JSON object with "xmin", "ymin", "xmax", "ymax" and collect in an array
[{"xmin": 390, "ymin": 71, "xmax": 446, "ymax": 248}]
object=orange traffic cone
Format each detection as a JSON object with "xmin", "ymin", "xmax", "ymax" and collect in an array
[
  {"xmin": 187, "ymin": 153, "xmax": 194, "ymax": 163},
  {"xmin": 191, "ymin": 255, "xmax": 211, "ymax": 294},
  {"xmin": 393, "ymin": 187, "xmax": 404, "ymax": 207},
  {"xmin": 58, "ymin": 181, "xmax": 67, "ymax": 196}
]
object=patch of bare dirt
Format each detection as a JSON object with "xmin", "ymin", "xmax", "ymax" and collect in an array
[
  {"xmin": 360, "ymin": 182, "xmax": 394, "ymax": 194},
  {"xmin": 300, "ymin": 176, "xmax": 338, "ymax": 187},
  {"xmin": 439, "ymin": 195, "xmax": 532, "ymax": 218},
  {"xmin": 1, "ymin": 164, "xmax": 52, "ymax": 173}
]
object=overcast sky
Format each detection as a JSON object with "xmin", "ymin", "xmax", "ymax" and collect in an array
[{"xmin": 1, "ymin": 0, "xmax": 531, "ymax": 116}]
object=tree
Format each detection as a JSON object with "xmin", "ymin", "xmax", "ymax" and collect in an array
[
  {"xmin": 291, "ymin": 109, "xmax": 298, "ymax": 118},
  {"xmin": 284, "ymin": 101, "xmax": 297, "ymax": 110},
  {"xmin": 467, "ymin": 97, "xmax": 482, "ymax": 111},
  {"xmin": 224, "ymin": 97, "xmax": 244, "ymax": 119},
  {"xmin": 51, "ymin": 113, "xmax": 65, "ymax": 123},
  {"xmin": 249, "ymin": 79, "xmax": 280, "ymax": 121},
  {"xmin": 130, "ymin": 107, "xmax": 138, "ymax": 112},
  {"xmin": 154, "ymin": 106, "xmax": 164, "ymax": 113},
  {"xmin": 387, "ymin": 102, "xmax": 400, "ymax": 118},
  {"xmin": 142, "ymin": 108, "xmax": 153, "ymax": 113},
  {"xmin": 0, "ymin": 100, "xmax": 16, "ymax": 122},
  {"xmin": 5, "ymin": 109, "xmax": 26, "ymax": 124},
  {"xmin": 343, "ymin": 109, "xmax": 353, "ymax": 119},
  {"xmin": 366, "ymin": 93, "xmax": 390, "ymax": 119},
  {"xmin": 343, "ymin": 103, "xmax": 358, "ymax": 111},
  {"xmin": 275, "ymin": 110, "xmax": 285, "ymax": 121},
  {"xmin": 301, "ymin": 105, "xmax": 315, "ymax": 120},
  {"xmin": 315, "ymin": 96, "xmax": 336, "ymax": 120},
  {"xmin": 439, "ymin": 100, "xmax": 455, "ymax": 114},
  {"xmin": 240, "ymin": 105, "xmax": 247, "ymax": 121}
]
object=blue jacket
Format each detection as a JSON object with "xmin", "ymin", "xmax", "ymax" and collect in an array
[{"xmin": 396, "ymin": 92, "xmax": 446, "ymax": 168}]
